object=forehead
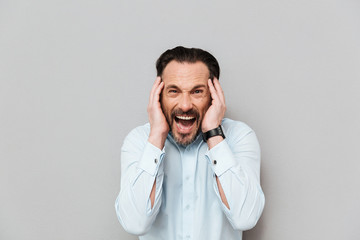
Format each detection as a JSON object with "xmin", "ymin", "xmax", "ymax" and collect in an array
[{"xmin": 162, "ymin": 61, "xmax": 209, "ymax": 86}]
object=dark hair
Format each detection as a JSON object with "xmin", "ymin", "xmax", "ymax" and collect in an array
[{"xmin": 156, "ymin": 46, "xmax": 220, "ymax": 80}]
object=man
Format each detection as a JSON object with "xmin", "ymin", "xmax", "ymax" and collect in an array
[{"xmin": 115, "ymin": 46, "xmax": 265, "ymax": 240}]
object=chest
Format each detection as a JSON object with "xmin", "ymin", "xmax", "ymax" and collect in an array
[{"xmin": 162, "ymin": 143, "xmax": 214, "ymax": 196}]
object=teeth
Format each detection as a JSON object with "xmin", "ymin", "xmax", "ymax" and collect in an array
[{"xmin": 176, "ymin": 115, "xmax": 195, "ymax": 120}]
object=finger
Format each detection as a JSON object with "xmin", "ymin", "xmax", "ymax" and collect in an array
[
  {"xmin": 153, "ymin": 81, "xmax": 164, "ymax": 104},
  {"xmin": 149, "ymin": 76, "xmax": 161, "ymax": 102},
  {"xmin": 208, "ymin": 79, "xmax": 220, "ymax": 102},
  {"xmin": 213, "ymin": 78, "xmax": 225, "ymax": 104}
]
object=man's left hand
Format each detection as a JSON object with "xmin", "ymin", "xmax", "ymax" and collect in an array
[{"xmin": 201, "ymin": 78, "xmax": 226, "ymax": 133}]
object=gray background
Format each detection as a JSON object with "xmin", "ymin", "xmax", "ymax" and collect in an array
[{"xmin": 1, "ymin": 0, "xmax": 359, "ymax": 239}]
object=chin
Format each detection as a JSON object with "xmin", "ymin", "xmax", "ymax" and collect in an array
[{"xmin": 172, "ymin": 129, "xmax": 199, "ymax": 146}]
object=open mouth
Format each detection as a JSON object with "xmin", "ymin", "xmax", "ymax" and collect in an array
[{"xmin": 174, "ymin": 115, "xmax": 196, "ymax": 133}]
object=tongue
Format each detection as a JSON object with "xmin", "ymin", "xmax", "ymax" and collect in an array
[{"xmin": 178, "ymin": 119, "xmax": 194, "ymax": 127}]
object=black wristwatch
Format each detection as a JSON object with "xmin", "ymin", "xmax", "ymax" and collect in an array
[{"xmin": 202, "ymin": 125, "xmax": 225, "ymax": 142}]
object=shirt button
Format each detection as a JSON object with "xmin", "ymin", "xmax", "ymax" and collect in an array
[
  {"xmin": 213, "ymin": 160, "xmax": 217, "ymax": 165},
  {"xmin": 154, "ymin": 158, "xmax": 158, "ymax": 164},
  {"xmin": 185, "ymin": 205, "xmax": 190, "ymax": 210}
]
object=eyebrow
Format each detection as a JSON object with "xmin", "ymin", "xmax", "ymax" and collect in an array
[{"xmin": 165, "ymin": 84, "xmax": 207, "ymax": 90}]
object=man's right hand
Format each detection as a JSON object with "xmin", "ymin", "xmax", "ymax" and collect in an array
[{"xmin": 147, "ymin": 77, "xmax": 169, "ymax": 149}]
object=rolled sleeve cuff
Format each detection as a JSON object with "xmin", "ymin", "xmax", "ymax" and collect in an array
[
  {"xmin": 205, "ymin": 140, "xmax": 236, "ymax": 176},
  {"xmin": 137, "ymin": 142, "xmax": 165, "ymax": 176}
]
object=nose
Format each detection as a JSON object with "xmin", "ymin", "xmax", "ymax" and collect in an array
[{"xmin": 179, "ymin": 93, "xmax": 192, "ymax": 112}]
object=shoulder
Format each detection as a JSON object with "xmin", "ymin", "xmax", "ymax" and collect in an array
[
  {"xmin": 221, "ymin": 118, "xmax": 254, "ymax": 135},
  {"xmin": 122, "ymin": 123, "xmax": 151, "ymax": 150},
  {"xmin": 221, "ymin": 118, "xmax": 258, "ymax": 144},
  {"xmin": 127, "ymin": 123, "xmax": 151, "ymax": 139}
]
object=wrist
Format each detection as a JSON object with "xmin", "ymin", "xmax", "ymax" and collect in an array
[
  {"xmin": 148, "ymin": 131, "xmax": 168, "ymax": 149},
  {"xmin": 202, "ymin": 125, "xmax": 225, "ymax": 149},
  {"xmin": 206, "ymin": 135, "xmax": 224, "ymax": 149},
  {"xmin": 202, "ymin": 124, "xmax": 219, "ymax": 133},
  {"xmin": 202, "ymin": 119, "xmax": 223, "ymax": 132}
]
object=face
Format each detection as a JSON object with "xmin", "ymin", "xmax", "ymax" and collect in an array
[{"xmin": 160, "ymin": 61, "xmax": 211, "ymax": 146}]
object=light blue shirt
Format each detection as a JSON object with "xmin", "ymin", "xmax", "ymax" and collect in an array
[{"xmin": 115, "ymin": 118, "xmax": 265, "ymax": 240}]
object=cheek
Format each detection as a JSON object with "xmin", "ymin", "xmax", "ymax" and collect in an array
[
  {"xmin": 195, "ymin": 98, "xmax": 211, "ymax": 113},
  {"xmin": 161, "ymin": 98, "xmax": 175, "ymax": 115}
]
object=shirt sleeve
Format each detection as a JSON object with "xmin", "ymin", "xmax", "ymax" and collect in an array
[
  {"xmin": 115, "ymin": 126, "xmax": 165, "ymax": 235},
  {"xmin": 205, "ymin": 123, "xmax": 265, "ymax": 231}
]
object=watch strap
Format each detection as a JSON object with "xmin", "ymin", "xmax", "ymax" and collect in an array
[{"xmin": 202, "ymin": 125, "xmax": 225, "ymax": 141}]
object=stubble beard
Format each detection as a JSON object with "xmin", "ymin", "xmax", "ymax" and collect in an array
[{"xmin": 162, "ymin": 106, "xmax": 208, "ymax": 147}]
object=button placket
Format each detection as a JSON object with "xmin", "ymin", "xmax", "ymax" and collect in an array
[{"xmin": 182, "ymin": 147, "xmax": 194, "ymax": 240}]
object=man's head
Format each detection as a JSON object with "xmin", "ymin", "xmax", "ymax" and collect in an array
[
  {"xmin": 156, "ymin": 46, "xmax": 220, "ymax": 80},
  {"xmin": 156, "ymin": 46, "xmax": 220, "ymax": 146}
]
